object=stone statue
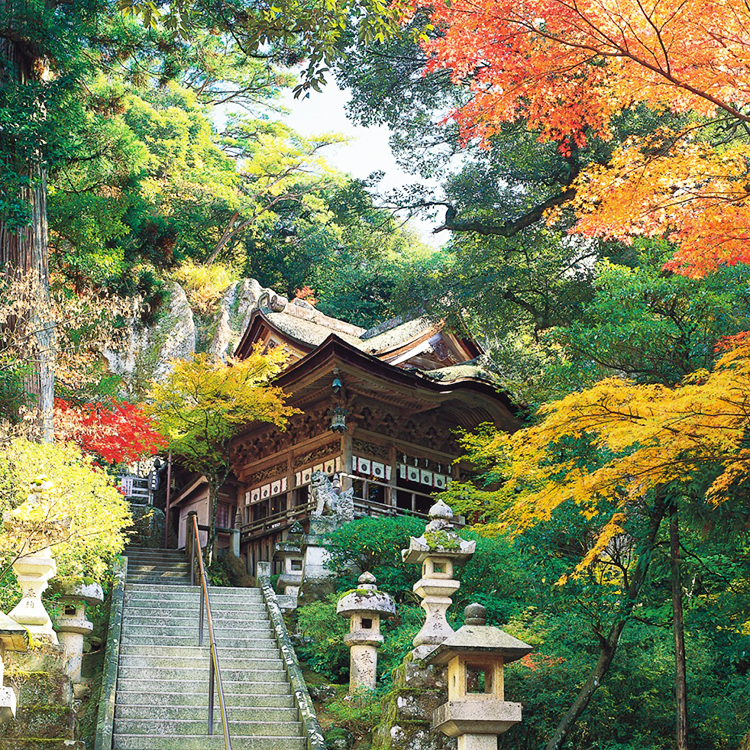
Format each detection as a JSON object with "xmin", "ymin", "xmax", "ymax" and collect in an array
[{"xmin": 310, "ymin": 471, "xmax": 355, "ymax": 523}]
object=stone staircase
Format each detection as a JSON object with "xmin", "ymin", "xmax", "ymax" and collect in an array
[{"xmin": 113, "ymin": 547, "xmax": 306, "ymax": 750}]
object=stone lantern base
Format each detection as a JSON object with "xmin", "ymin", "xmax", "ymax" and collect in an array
[{"xmin": 432, "ymin": 700, "xmax": 522, "ymax": 737}]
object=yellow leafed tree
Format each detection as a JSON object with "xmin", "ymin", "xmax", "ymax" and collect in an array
[{"xmin": 147, "ymin": 348, "xmax": 298, "ymax": 558}]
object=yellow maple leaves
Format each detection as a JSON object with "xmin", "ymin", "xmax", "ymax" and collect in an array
[{"xmin": 447, "ymin": 337, "xmax": 750, "ymax": 578}]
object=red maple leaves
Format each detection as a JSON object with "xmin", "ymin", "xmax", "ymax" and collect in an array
[{"xmin": 54, "ymin": 398, "xmax": 167, "ymax": 465}]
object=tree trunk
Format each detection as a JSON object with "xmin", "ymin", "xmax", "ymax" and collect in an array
[
  {"xmin": 0, "ymin": 11, "xmax": 55, "ymax": 441},
  {"xmin": 545, "ymin": 498, "xmax": 667, "ymax": 750},
  {"xmin": 670, "ymin": 505, "xmax": 689, "ymax": 750}
]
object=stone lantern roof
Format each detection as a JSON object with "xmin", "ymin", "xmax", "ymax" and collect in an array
[
  {"xmin": 336, "ymin": 572, "xmax": 396, "ymax": 619},
  {"xmin": 425, "ymin": 604, "xmax": 532, "ymax": 666},
  {"xmin": 60, "ymin": 580, "xmax": 104, "ymax": 606},
  {"xmin": 402, "ymin": 500, "xmax": 476, "ymax": 565}
]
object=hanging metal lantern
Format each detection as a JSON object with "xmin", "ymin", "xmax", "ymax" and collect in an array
[{"xmin": 330, "ymin": 405, "xmax": 349, "ymax": 432}]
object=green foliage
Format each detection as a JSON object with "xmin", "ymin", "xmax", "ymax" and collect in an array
[
  {"xmin": 296, "ymin": 595, "xmax": 350, "ymax": 681},
  {"xmin": 324, "ymin": 687, "xmax": 386, "ymax": 739},
  {"xmin": 324, "ymin": 515, "xmax": 425, "ymax": 599}
]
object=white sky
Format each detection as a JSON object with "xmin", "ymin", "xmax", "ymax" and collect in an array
[{"xmin": 279, "ymin": 84, "xmax": 444, "ymax": 246}]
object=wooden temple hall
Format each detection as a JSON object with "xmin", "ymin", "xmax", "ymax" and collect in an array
[{"xmin": 171, "ymin": 294, "xmax": 520, "ymax": 575}]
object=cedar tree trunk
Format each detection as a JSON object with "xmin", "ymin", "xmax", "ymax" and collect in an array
[{"xmin": 0, "ymin": 6, "xmax": 55, "ymax": 441}]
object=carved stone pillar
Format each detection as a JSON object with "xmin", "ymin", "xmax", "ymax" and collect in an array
[{"xmin": 8, "ymin": 546, "xmax": 58, "ymax": 643}]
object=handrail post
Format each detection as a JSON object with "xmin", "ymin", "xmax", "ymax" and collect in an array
[{"xmin": 208, "ymin": 647, "xmax": 215, "ymax": 735}]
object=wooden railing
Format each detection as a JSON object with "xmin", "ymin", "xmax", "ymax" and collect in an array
[{"xmin": 240, "ymin": 474, "xmax": 444, "ymax": 541}]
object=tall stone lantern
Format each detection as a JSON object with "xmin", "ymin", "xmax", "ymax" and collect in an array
[
  {"xmin": 55, "ymin": 580, "xmax": 104, "ymax": 683},
  {"xmin": 336, "ymin": 572, "xmax": 395, "ymax": 692},
  {"xmin": 402, "ymin": 500, "xmax": 475, "ymax": 659},
  {"xmin": 5, "ymin": 477, "xmax": 68, "ymax": 644},
  {"xmin": 425, "ymin": 603, "xmax": 533, "ymax": 750}
]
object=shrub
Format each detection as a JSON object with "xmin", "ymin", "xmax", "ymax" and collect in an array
[{"xmin": 172, "ymin": 261, "xmax": 237, "ymax": 314}]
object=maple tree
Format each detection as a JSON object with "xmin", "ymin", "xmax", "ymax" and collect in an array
[
  {"xmin": 54, "ymin": 398, "xmax": 167, "ymax": 465},
  {"xmin": 442, "ymin": 332, "xmax": 750, "ymax": 749},
  {"xmin": 410, "ymin": 0, "xmax": 750, "ymax": 274},
  {"xmin": 146, "ymin": 349, "xmax": 297, "ymax": 558}
]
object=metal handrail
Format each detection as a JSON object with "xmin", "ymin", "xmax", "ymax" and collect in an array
[{"xmin": 187, "ymin": 512, "xmax": 232, "ymax": 749}]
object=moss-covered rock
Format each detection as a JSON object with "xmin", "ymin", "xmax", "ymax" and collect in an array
[
  {"xmin": 372, "ymin": 658, "xmax": 455, "ymax": 750},
  {"xmin": 0, "ymin": 706, "xmax": 75, "ymax": 739}
]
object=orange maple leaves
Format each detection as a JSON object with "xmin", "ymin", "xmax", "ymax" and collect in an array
[{"xmin": 412, "ymin": 0, "xmax": 750, "ymax": 272}]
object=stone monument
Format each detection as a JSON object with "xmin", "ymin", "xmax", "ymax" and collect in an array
[
  {"xmin": 300, "ymin": 472, "xmax": 355, "ymax": 599},
  {"xmin": 337, "ymin": 572, "xmax": 395, "ymax": 692}
]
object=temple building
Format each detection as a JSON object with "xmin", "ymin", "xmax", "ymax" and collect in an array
[{"xmin": 169, "ymin": 294, "xmax": 520, "ymax": 575}]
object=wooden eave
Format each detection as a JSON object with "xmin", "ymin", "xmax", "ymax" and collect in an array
[
  {"xmin": 233, "ymin": 334, "xmax": 520, "ymax": 441},
  {"xmin": 234, "ymin": 309, "xmax": 317, "ymax": 360}
]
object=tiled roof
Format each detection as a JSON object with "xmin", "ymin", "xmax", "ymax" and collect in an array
[{"xmin": 422, "ymin": 364, "xmax": 499, "ymax": 384}]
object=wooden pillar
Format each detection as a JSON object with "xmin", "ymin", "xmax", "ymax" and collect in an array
[
  {"xmin": 341, "ymin": 431, "xmax": 353, "ymax": 491},
  {"xmin": 388, "ymin": 444, "xmax": 398, "ymax": 508}
]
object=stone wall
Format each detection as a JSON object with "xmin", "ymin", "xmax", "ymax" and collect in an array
[{"xmin": 0, "ymin": 644, "xmax": 85, "ymax": 750}]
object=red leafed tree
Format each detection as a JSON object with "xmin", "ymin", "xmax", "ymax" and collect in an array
[
  {"xmin": 411, "ymin": 0, "xmax": 750, "ymax": 274},
  {"xmin": 54, "ymin": 399, "xmax": 167, "ymax": 465}
]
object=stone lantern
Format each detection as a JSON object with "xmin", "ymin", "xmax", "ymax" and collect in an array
[
  {"xmin": 274, "ymin": 522, "xmax": 305, "ymax": 608},
  {"xmin": 5, "ymin": 476, "xmax": 69, "ymax": 644},
  {"xmin": 402, "ymin": 500, "xmax": 475, "ymax": 659},
  {"xmin": 425, "ymin": 603, "xmax": 533, "ymax": 750},
  {"xmin": 7, "ymin": 548, "xmax": 58, "ymax": 643},
  {"xmin": 336, "ymin": 572, "xmax": 395, "ymax": 692},
  {"xmin": 55, "ymin": 580, "xmax": 104, "ymax": 683}
]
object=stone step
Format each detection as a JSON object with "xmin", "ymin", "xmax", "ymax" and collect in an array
[
  {"xmin": 114, "ymin": 718, "xmax": 302, "ymax": 736},
  {"xmin": 120, "ymin": 645, "xmax": 281, "ymax": 659},
  {"xmin": 125, "ymin": 552, "xmax": 188, "ymax": 559},
  {"xmin": 116, "ymin": 678, "xmax": 294, "ymax": 696},
  {"xmin": 127, "ymin": 568, "xmax": 191, "ymax": 576},
  {"xmin": 115, "ymin": 705, "xmax": 298, "ymax": 721},
  {"xmin": 123, "ymin": 603, "xmax": 269, "ymax": 616},
  {"xmin": 122, "ymin": 611, "xmax": 270, "ymax": 624},
  {"xmin": 126, "ymin": 583, "xmax": 260, "ymax": 594},
  {"xmin": 123, "ymin": 598, "xmax": 265, "ymax": 609},
  {"xmin": 125, "ymin": 588, "xmax": 263, "ymax": 598},
  {"xmin": 125, "ymin": 561, "xmax": 188, "ymax": 567},
  {"xmin": 119, "ymin": 655, "xmax": 285, "ymax": 671},
  {"xmin": 124, "ymin": 551, "xmax": 186, "ymax": 560},
  {"xmin": 122, "ymin": 618, "xmax": 273, "ymax": 646},
  {"xmin": 127, "ymin": 574, "xmax": 191, "ymax": 583},
  {"xmin": 117, "ymin": 666, "xmax": 288, "ymax": 682},
  {"xmin": 120, "ymin": 636, "xmax": 278, "ymax": 648},
  {"xmin": 113, "ymin": 734, "xmax": 306, "ymax": 750},
  {"xmin": 113, "ymin": 693, "xmax": 295, "ymax": 709}
]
